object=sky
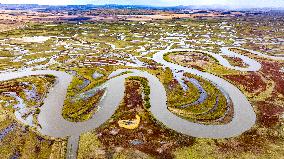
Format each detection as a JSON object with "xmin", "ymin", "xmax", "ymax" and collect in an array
[{"xmin": 0, "ymin": 0, "xmax": 284, "ymax": 8}]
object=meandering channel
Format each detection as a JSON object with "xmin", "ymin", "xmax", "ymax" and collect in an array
[
  {"xmin": 167, "ymin": 47, "xmax": 262, "ymax": 71},
  {"xmin": 230, "ymin": 47, "xmax": 284, "ymax": 61},
  {"xmin": 0, "ymin": 46, "xmax": 261, "ymax": 158},
  {"xmin": 0, "ymin": 69, "xmax": 256, "ymax": 138}
]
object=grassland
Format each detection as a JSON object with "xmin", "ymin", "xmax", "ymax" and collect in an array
[{"xmin": 0, "ymin": 15, "xmax": 283, "ymax": 158}]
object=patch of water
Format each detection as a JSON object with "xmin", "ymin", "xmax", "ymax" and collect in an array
[
  {"xmin": 92, "ymin": 72, "xmax": 103, "ymax": 79},
  {"xmin": 3, "ymin": 92, "xmax": 34, "ymax": 126},
  {"xmin": 0, "ymin": 123, "xmax": 15, "ymax": 141}
]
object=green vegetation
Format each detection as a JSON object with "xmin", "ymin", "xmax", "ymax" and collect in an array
[
  {"xmin": 160, "ymin": 67, "xmax": 230, "ymax": 124},
  {"xmin": 77, "ymin": 132, "xmax": 104, "ymax": 159},
  {"xmin": 62, "ymin": 89, "xmax": 105, "ymax": 122},
  {"xmin": 164, "ymin": 51, "xmax": 238, "ymax": 76},
  {"xmin": 0, "ymin": 125, "xmax": 66, "ymax": 158},
  {"xmin": 0, "ymin": 15, "xmax": 283, "ymax": 159},
  {"xmin": 0, "ymin": 114, "xmax": 66, "ymax": 159},
  {"xmin": 0, "ymin": 75, "xmax": 56, "ymax": 108}
]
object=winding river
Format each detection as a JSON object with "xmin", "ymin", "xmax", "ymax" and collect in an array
[
  {"xmin": 167, "ymin": 47, "xmax": 262, "ymax": 72},
  {"xmin": 0, "ymin": 46, "xmax": 262, "ymax": 158},
  {"xmin": 152, "ymin": 46, "xmax": 256, "ymax": 138},
  {"xmin": 0, "ymin": 67, "xmax": 256, "ymax": 138},
  {"xmin": 231, "ymin": 47, "xmax": 284, "ymax": 61}
]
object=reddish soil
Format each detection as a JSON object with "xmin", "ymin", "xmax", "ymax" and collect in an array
[
  {"xmin": 217, "ymin": 54, "xmax": 284, "ymax": 156},
  {"xmin": 190, "ymin": 65, "xmax": 205, "ymax": 71},
  {"xmin": 255, "ymin": 101, "xmax": 284, "ymax": 128},
  {"xmin": 167, "ymin": 79, "xmax": 179, "ymax": 90},
  {"xmin": 224, "ymin": 73, "xmax": 266, "ymax": 94},
  {"xmin": 222, "ymin": 55, "xmax": 249, "ymax": 67},
  {"xmin": 260, "ymin": 61, "xmax": 284, "ymax": 96},
  {"xmin": 216, "ymin": 129, "xmax": 267, "ymax": 154},
  {"xmin": 97, "ymin": 80, "xmax": 195, "ymax": 159},
  {"xmin": 0, "ymin": 81, "xmax": 26, "ymax": 94}
]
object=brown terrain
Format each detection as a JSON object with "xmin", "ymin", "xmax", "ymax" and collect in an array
[
  {"xmin": 0, "ymin": 8, "xmax": 244, "ymax": 32},
  {"xmin": 96, "ymin": 79, "xmax": 195, "ymax": 159}
]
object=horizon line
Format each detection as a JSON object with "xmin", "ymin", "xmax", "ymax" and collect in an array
[{"xmin": 0, "ymin": 3, "xmax": 284, "ymax": 9}]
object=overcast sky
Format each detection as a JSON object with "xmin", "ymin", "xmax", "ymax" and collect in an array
[{"xmin": 1, "ymin": 0, "xmax": 284, "ymax": 8}]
